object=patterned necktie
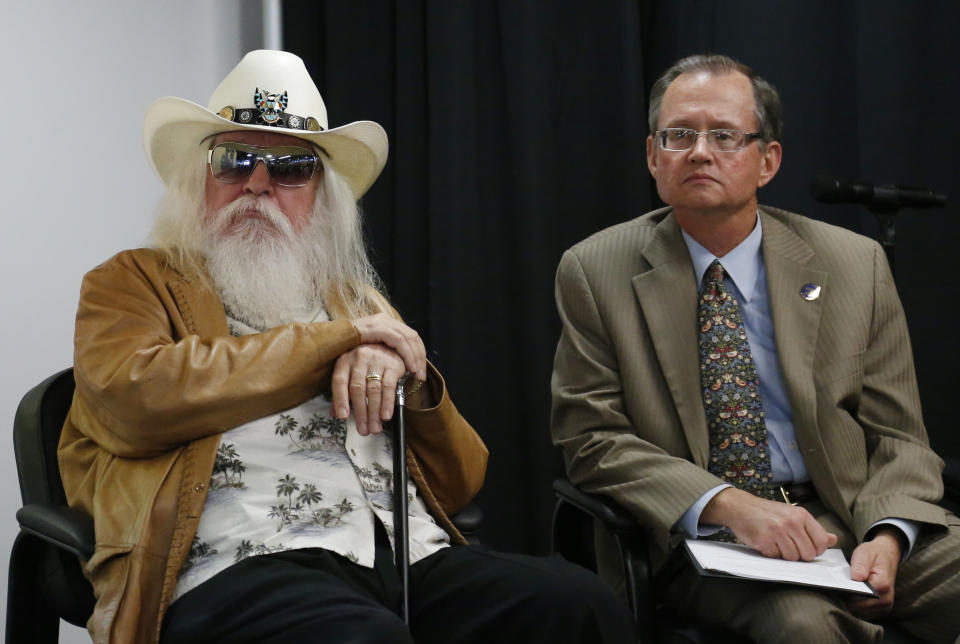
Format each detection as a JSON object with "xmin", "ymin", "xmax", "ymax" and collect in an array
[{"xmin": 699, "ymin": 260, "xmax": 777, "ymax": 501}]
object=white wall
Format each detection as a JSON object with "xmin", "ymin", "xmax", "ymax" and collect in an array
[{"xmin": 0, "ymin": 1, "xmax": 262, "ymax": 640}]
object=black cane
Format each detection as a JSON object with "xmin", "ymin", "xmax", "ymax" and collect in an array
[{"xmin": 392, "ymin": 374, "xmax": 411, "ymax": 625}]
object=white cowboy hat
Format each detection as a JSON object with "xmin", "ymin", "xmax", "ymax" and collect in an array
[{"xmin": 143, "ymin": 49, "xmax": 388, "ymax": 198}]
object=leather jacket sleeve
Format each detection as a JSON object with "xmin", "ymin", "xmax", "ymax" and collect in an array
[
  {"xmin": 69, "ymin": 249, "xmax": 487, "ymax": 512},
  {"xmin": 71, "ymin": 250, "xmax": 361, "ymax": 458}
]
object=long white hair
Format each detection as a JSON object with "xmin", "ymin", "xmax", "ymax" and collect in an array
[{"xmin": 150, "ymin": 146, "xmax": 388, "ymax": 327}]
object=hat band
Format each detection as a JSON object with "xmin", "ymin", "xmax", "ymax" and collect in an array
[{"xmin": 217, "ymin": 105, "xmax": 324, "ymax": 132}]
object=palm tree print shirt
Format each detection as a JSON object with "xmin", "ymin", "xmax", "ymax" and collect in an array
[{"xmin": 171, "ymin": 308, "xmax": 451, "ymax": 602}]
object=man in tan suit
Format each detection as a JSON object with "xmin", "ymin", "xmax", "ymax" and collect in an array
[{"xmin": 551, "ymin": 53, "xmax": 960, "ymax": 643}]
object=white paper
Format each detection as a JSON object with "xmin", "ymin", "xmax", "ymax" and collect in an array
[{"xmin": 684, "ymin": 539, "xmax": 876, "ymax": 596}]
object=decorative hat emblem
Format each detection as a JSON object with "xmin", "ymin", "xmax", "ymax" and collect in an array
[
  {"xmin": 254, "ymin": 87, "xmax": 288, "ymax": 125},
  {"xmin": 217, "ymin": 88, "xmax": 323, "ymax": 132}
]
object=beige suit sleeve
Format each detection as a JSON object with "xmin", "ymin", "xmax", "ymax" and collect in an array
[
  {"xmin": 849, "ymin": 244, "xmax": 947, "ymax": 537},
  {"xmin": 551, "ymin": 249, "xmax": 721, "ymax": 548}
]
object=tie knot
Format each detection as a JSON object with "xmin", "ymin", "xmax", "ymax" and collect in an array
[{"xmin": 705, "ymin": 260, "xmax": 726, "ymax": 286}]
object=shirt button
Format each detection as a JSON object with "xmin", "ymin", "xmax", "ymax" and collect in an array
[{"xmin": 194, "ymin": 483, "xmax": 206, "ymax": 492}]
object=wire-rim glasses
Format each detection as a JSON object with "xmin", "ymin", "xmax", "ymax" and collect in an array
[{"xmin": 656, "ymin": 128, "xmax": 762, "ymax": 152}]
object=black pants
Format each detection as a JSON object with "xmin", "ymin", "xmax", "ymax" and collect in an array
[{"xmin": 161, "ymin": 524, "xmax": 635, "ymax": 644}]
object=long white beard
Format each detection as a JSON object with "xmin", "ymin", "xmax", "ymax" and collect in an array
[{"xmin": 202, "ymin": 195, "xmax": 326, "ymax": 330}]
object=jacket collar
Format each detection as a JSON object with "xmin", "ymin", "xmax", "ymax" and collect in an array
[
  {"xmin": 758, "ymin": 209, "xmax": 844, "ymax": 516},
  {"xmin": 165, "ymin": 268, "xmax": 230, "ymax": 338},
  {"xmin": 632, "ymin": 213, "xmax": 708, "ymax": 465}
]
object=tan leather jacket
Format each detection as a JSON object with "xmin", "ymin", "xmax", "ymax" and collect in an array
[{"xmin": 58, "ymin": 249, "xmax": 488, "ymax": 644}]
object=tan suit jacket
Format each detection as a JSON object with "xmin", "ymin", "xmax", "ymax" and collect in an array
[{"xmin": 551, "ymin": 206, "xmax": 948, "ymax": 568}]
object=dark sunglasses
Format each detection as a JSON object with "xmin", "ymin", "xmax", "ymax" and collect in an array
[{"xmin": 207, "ymin": 142, "xmax": 320, "ymax": 187}]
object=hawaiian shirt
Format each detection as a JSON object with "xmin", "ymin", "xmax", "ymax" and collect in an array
[{"xmin": 171, "ymin": 307, "xmax": 450, "ymax": 602}]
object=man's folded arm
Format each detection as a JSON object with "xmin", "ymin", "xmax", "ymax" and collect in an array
[
  {"xmin": 849, "ymin": 244, "xmax": 947, "ymax": 538},
  {"xmin": 551, "ymin": 249, "xmax": 721, "ymax": 548},
  {"xmin": 72, "ymin": 251, "xmax": 361, "ymax": 457},
  {"xmin": 403, "ymin": 364, "xmax": 489, "ymax": 514}
]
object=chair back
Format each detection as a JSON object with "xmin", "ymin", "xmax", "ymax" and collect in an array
[
  {"xmin": 13, "ymin": 369, "xmax": 75, "ymax": 507},
  {"xmin": 8, "ymin": 368, "xmax": 95, "ymax": 642}
]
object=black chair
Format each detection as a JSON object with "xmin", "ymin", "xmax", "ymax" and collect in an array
[
  {"xmin": 7, "ymin": 368, "xmax": 95, "ymax": 643},
  {"xmin": 6, "ymin": 368, "xmax": 484, "ymax": 643},
  {"xmin": 551, "ymin": 478, "xmax": 739, "ymax": 644},
  {"xmin": 942, "ymin": 457, "xmax": 960, "ymax": 516},
  {"xmin": 552, "ymin": 477, "xmax": 952, "ymax": 644}
]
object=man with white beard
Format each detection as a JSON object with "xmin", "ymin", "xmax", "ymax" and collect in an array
[{"xmin": 58, "ymin": 50, "xmax": 635, "ymax": 644}]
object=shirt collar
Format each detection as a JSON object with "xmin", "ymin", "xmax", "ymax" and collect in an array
[{"xmin": 681, "ymin": 212, "xmax": 763, "ymax": 302}]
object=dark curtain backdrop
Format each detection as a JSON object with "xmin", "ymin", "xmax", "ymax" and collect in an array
[{"xmin": 283, "ymin": 0, "xmax": 960, "ymax": 555}]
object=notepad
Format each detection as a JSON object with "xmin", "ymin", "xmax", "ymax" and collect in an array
[{"xmin": 684, "ymin": 539, "xmax": 877, "ymax": 597}]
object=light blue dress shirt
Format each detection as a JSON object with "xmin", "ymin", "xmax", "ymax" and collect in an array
[
  {"xmin": 675, "ymin": 214, "xmax": 917, "ymax": 555},
  {"xmin": 685, "ymin": 217, "xmax": 808, "ymax": 484}
]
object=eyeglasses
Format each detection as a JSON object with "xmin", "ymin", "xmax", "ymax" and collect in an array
[
  {"xmin": 656, "ymin": 128, "xmax": 762, "ymax": 152},
  {"xmin": 207, "ymin": 142, "xmax": 320, "ymax": 187}
]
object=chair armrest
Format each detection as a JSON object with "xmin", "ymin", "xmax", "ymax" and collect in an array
[
  {"xmin": 944, "ymin": 457, "xmax": 959, "ymax": 501},
  {"xmin": 16, "ymin": 504, "xmax": 95, "ymax": 561},
  {"xmin": 552, "ymin": 477, "xmax": 657, "ymax": 638},
  {"xmin": 552, "ymin": 478, "xmax": 640, "ymax": 534},
  {"xmin": 942, "ymin": 457, "xmax": 960, "ymax": 516},
  {"xmin": 450, "ymin": 501, "xmax": 483, "ymax": 536}
]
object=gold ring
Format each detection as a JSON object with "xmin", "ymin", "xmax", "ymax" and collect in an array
[{"xmin": 366, "ymin": 371, "xmax": 383, "ymax": 382}]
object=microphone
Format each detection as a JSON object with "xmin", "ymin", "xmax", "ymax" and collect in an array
[{"xmin": 810, "ymin": 175, "xmax": 947, "ymax": 210}]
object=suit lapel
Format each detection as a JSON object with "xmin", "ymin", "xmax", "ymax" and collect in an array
[
  {"xmin": 760, "ymin": 211, "xmax": 847, "ymax": 514},
  {"xmin": 632, "ymin": 214, "xmax": 710, "ymax": 467}
]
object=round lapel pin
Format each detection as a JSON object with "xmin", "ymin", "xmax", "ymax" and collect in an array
[{"xmin": 800, "ymin": 283, "xmax": 821, "ymax": 301}]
